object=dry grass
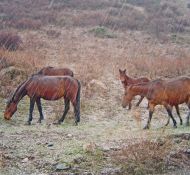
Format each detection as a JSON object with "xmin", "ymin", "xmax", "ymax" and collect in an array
[
  {"xmin": 11, "ymin": 18, "xmax": 42, "ymax": 30},
  {"xmin": 112, "ymin": 139, "xmax": 172, "ymax": 174},
  {"xmin": 0, "ymin": 32, "xmax": 22, "ymax": 51},
  {"xmin": 0, "ymin": 49, "xmax": 43, "ymax": 97}
]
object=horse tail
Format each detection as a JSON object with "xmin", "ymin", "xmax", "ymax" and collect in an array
[
  {"xmin": 76, "ymin": 79, "xmax": 81, "ymax": 122},
  {"xmin": 71, "ymin": 71, "xmax": 74, "ymax": 77}
]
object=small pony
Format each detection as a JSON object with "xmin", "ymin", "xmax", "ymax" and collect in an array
[
  {"xmin": 119, "ymin": 69, "xmax": 149, "ymax": 109},
  {"xmin": 4, "ymin": 75, "xmax": 81, "ymax": 125},
  {"xmin": 122, "ymin": 77, "xmax": 190, "ymax": 129}
]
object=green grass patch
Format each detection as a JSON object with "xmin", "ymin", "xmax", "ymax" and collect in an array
[{"xmin": 89, "ymin": 26, "xmax": 116, "ymax": 38}]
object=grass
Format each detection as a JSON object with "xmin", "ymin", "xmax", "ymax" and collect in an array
[
  {"xmin": 89, "ymin": 26, "xmax": 116, "ymax": 38},
  {"xmin": 1, "ymin": 95, "xmax": 190, "ymax": 174}
]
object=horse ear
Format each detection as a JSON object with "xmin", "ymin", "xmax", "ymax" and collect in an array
[
  {"xmin": 124, "ymin": 69, "xmax": 126, "ymax": 73},
  {"xmin": 119, "ymin": 69, "xmax": 122, "ymax": 73}
]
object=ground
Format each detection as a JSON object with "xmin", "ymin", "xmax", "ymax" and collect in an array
[{"xmin": 1, "ymin": 83, "xmax": 190, "ymax": 174}]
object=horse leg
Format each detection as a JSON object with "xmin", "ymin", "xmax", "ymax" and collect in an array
[
  {"xmin": 175, "ymin": 105, "xmax": 182, "ymax": 125},
  {"xmin": 165, "ymin": 118, "xmax": 170, "ymax": 127},
  {"xmin": 58, "ymin": 98, "xmax": 70, "ymax": 124},
  {"xmin": 164, "ymin": 104, "xmax": 177, "ymax": 128},
  {"xmin": 36, "ymin": 98, "xmax": 44, "ymax": 123},
  {"xmin": 72, "ymin": 98, "xmax": 80, "ymax": 126},
  {"xmin": 128, "ymin": 102, "xmax": 132, "ymax": 110},
  {"xmin": 27, "ymin": 98, "xmax": 35, "ymax": 125},
  {"xmin": 144, "ymin": 103, "xmax": 155, "ymax": 129},
  {"xmin": 136, "ymin": 96, "xmax": 144, "ymax": 107},
  {"xmin": 164, "ymin": 106, "xmax": 173, "ymax": 127}
]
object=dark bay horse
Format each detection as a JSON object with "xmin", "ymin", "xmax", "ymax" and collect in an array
[
  {"xmin": 4, "ymin": 75, "xmax": 81, "ymax": 125},
  {"xmin": 35, "ymin": 66, "xmax": 74, "ymax": 118},
  {"xmin": 119, "ymin": 69, "xmax": 149, "ymax": 109},
  {"xmin": 122, "ymin": 77, "xmax": 190, "ymax": 129},
  {"xmin": 37, "ymin": 66, "xmax": 74, "ymax": 77}
]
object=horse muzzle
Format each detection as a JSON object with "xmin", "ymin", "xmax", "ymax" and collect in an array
[
  {"xmin": 122, "ymin": 103, "xmax": 127, "ymax": 108},
  {"xmin": 4, "ymin": 113, "xmax": 11, "ymax": 120}
]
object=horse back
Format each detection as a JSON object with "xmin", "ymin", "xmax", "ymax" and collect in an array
[
  {"xmin": 26, "ymin": 75, "xmax": 78, "ymax": 101},
  {"xmin": 38, "ymin": 67, "xmax": 74, "ymax": 77},
  {"xmin": 151, "ymin": 77, "xmax": 190, "ymax": 105}
]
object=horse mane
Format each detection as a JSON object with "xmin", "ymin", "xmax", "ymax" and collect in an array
[
  {"xmin": 7, "ymin": 78, "xmax": 31, "ymax": 105},
  {"xmin": 7, "ymin": 81, "xmax": 25, "ymax": 104},
  {"xmin": 37, "ymin": 66, "xmax": 54, "ymax": 74}
]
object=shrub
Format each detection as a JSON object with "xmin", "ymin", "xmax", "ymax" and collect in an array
[
  {"xmin": 89, "ymin": 26, "xmax": 116, "ymax": 38},
  {"xmin": 0, "ymin": 32, "xmax": 22, "ymax": 51},
  {"xmin": 46, "ymin": 29, "xmax": 61, "ymax": 38},
  {"xmin": 0, "ymin": 49, "xmax": 43, "ymax": 97},
  {"xmin": 112, "ymin": 139, "xmax": 171, "ymax": 175},
  {"xmin": 12, "ymin": 18, "xmax": 42, "ymax": 30}
]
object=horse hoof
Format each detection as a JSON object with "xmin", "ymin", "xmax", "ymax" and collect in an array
[
  {"xmin": 143, "ymin": 126, "xmax": 149, "ymax": 130},
  {"xmin": 25, "ymin": 121, "xmax": 31, "ymax": 125},
  {"xmin": 52, "ymin": 122, "xmax": 59, "ymax": 125},
  {"xmin": 75, "ymin": 122, "xmax": 78, "ymax": 126},
  {"xmin": 186, "ymin": 122, "xmax": 189, "ymax": 126},
  {"xmin": 37, "ymin": 120, "xmax": 42, "ymax": 124},
  {"xmin": 173, "ymin": 125, "xmax": 177, "ymax": 128},
  {"xmin": 57, "ymin": 120, "xmax": 63, "ymax": 125}
]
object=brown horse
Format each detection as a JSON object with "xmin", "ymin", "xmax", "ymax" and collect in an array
[
  {"xmin": 35, "ymin": 66, "xmax": 74, "ymax": 118},
  {"xmin": 37, "ymin": 66, "xmax": 74, "ymax": 77},
  {"xmin": 119, "ymin": 69, "xmax": 149, "ymax": 109},
  {"xmin": 122, "ymin": 77, "xmax": 190, "ymax": 129},
  {"xmin": 4, "ymin": 75, "xmax": 81, "ymax": 125}
]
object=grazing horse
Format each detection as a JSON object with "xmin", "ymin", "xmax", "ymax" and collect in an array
[
  {"xmin": 4, "ymin": 75, "xmax": 81, "ymax": 125},
  {"xmin": 37, "ymin": 66, "xmax": 74, "ymax": 77},
  {"xmin": 119, "ymin": 69, "xmax": 149, "ymax": 109},
  {"xmin": 35, "ymin": 66, "xmax": 74, "ymax": 118},
  {"xmin": 122, "ymin": 77, "xmax": 190, "ymax": 129}
]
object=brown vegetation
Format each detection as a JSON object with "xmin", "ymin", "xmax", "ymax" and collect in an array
[
  {"xmin": 0, "ymin": 32, "xmax": 22, "ymax": 51},
  {"xmin": 0, "ymin": 49, "xmax": 42, "ymax": 97}
]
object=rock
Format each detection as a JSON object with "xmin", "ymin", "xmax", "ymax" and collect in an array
[
  {"xmin": 55, "ymin": 163, "xmax": 71, "ymax": 171},
  {"xmin": 67, "ymin": 134, "xmax": 73, "ymax": 138},
  {"xmin": 47, "ymin": 143, "xmax": 54, "ymax": 147},
  {"xmin": 83, "ymin": 142, "xmax": 96, "ymax": 153},
  {"xmin": 22, "ymin": 157, "xmax": 29, "ymax": 163},
  {"xmin": 185, "ymin": 149, "xmax": 190, "ymax": 154},
  {"xmin": 101, "ymin": 146, "xmax": 110, "ymax": 152},
  {"xmin": 82, "ymin": 172, "xmax": 93, "ymax": 175},
  {"xmin": 0, "ymin": 66, "xmax": 25, "ymax": 80},
  {"xmin": 86, "ymin": 79, "xmax": 108, "ymax": 97},
  {"xmin": 73, "ymin": 156, "xmax": 85, "ymax": 164},
  {"xmin": 100, "ymin": 167, "xmax": 122, "ymax": 175}
]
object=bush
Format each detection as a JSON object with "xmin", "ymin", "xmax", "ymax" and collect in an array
[
  {"xmin": 46, "ymin": 29, "xmax": 61, "ymax": 38},
  {"xmin": 112, "ymin": 139, "xmax": 171, "ymax": 175},
  {"xmin": 89, "ymin": 26, "xmax": 116, "ymax": 38},
  {"xmin": 0, "ymin": 32, "xmax": 22, "ymax": 51},
  {"xmin": 12, "ymin": 18, "xmax": 42, "ymax": 30}
]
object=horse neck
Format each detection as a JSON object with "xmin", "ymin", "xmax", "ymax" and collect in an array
[
  {"xmin": 12, "ymin": 80, "xmax": 28, "ymax": 104},
  {"xmin": 130, "ymin": 84, "xmax": 149, "ymax": 96},
  {"xmin": 125, "ymin": 74, "xmax": 133, "ymax": 84}
]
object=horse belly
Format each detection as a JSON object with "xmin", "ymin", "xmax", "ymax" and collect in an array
[
  {"xmin": 167, "ymin": 94, "xmax": 186, "ymax": 106},
  {"xmin": 45, "ymin": 88, "xmax": 64, "ymax": 100}
]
